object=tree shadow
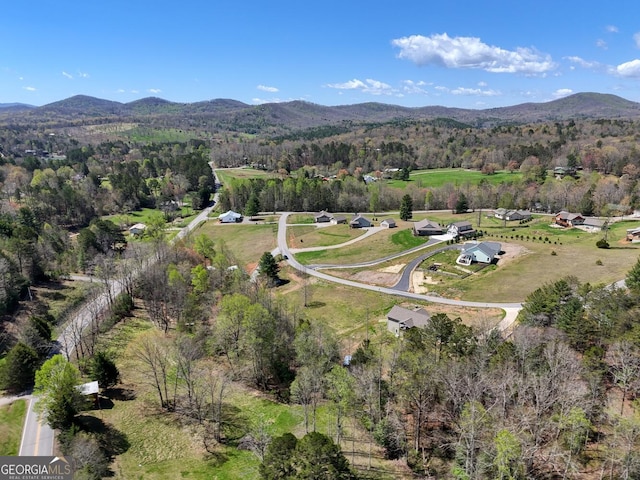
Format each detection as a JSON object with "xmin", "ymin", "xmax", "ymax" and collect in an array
[
  {"xmin": 305, "ymin": 301, "xmax": 326, "ymax": 308},
  {"xmin": 75, "ymin": 414, "xmax": 130, "ymax": 458},
  {"xmin": 105, "ymin": 387, "xmax": 137, "ymax": 401}
]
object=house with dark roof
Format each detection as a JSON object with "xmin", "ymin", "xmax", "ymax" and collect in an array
[
  {"xmin": 555, "ymin": 211, "xmax": 584, "ymax": 227},
  {"xmin": 413, "ymin": 219, "xmax": 444, "ymax": 236},
  {"xmin": 350, "ymin": 214, "xmax": 372, "ymax": 228},
  {"xmin": 387, "ymin": 305, "xmax": 431, "ymax": 336},
  {"xmin": 456, "ymin": 241, "xmax": 502, "ymax": 266},
  {"xmin": 380, "ymin": 218, "xmax": 397, "ymax": 228},
  {"xmin": 447, "ymin": 221, "xmax": 476, "ymax": 238},
  {"xmin": 314, "ymin": 211, "xmax": 333, "ymax": 223}
]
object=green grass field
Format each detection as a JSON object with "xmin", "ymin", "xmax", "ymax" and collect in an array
[
  {"xmin": 215, "ymin": 168, "xmax": 276, "ymax": 186},
  {"xmin": 0, "ymin": 400, "xmax": 27, "ymax": 456},
  {"xmin": 386, "ymin": 168, "xmax": 523, "ymax": 189},
  {"xmin": 195, "ymin": 221, "xmax": 279, "ymax": 270},
  {"xmin": 287, "ymin": 225, "xmax": 365, "ymax": 247}
]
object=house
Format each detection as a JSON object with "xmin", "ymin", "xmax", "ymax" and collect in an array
[
  {"xmin": 218, "ymin": 210, "xmax": 243, "ymax": 223},
  {"xmin": 581, "ymin": 217, "xmax": 606, "ymax": 232},
  {"xmin": 387, "ymin": 305, "xmax": 431, "ymax": 336},
  {"xmin": 350, "ymin": 214, "xmax": 372, "ymax": 228},
  {"xmin": 128, "ymin": 223, "xmax": 146, "ymax": 236},
  {"xmin": 77, "ymin": 380, "xmax": 100, "ymax": 407},
  {"xmin": 330, "ymin": 215, "xmax": 347, "ymax": 225},
  {"xmin": 494, "ymin": 209, "xmax": 532, "ymax": 221},
  {"xmin": 627, "ymin": 227, "xmax": 640, "ymax": 242},
  {"xmin": 555, "ymin": 211, "xmax": 584, "ymax": 227},
  {"xmin": 380, "ymin": 218, "xmax": 397, "ymax": 228},
  {"xmin": 413, "ymin": 219, "xmax": 444, "ymax": 236},
  {"xmin": 554, "ymin": 166, "xmax": 577, "ymax": 178},
  {"xmin": 447, "ymin": 221, "xmax": 476, "ymax": 238},
  {"xmin": 314, "ymin": 211, "xmax": 333, "ymax": 223},
  {"xmin": 456, "ymin": 241, "xmax": 502, "ymax": 266}
]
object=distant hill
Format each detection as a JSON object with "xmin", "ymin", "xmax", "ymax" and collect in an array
[
  {"xmin": 0, "ymin": 102, "xmax": 35, "ymax": 112},
  {"xmin": 2, "ymin": 92, "xmax": 640, "ymax": 133}
]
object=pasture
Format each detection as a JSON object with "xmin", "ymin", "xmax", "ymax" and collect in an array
[{"xmin": 386, "ymin": 168, "xmax": 523, "ymax": 188}]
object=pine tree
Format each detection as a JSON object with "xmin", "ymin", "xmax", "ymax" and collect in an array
[
  {"xmin": 400, "ymin": 194, "xmax": 413, "ymax": 221},
  {"xmin": 258, "ymin": 252, "xmax": 280, "ymax": 285}
]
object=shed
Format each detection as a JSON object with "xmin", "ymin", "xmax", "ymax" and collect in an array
[
  {"xmin": 128, "ymin": 223, "xmax": 146, "ymax": 236},
  {"xmin": 380, "ymin": 218, "xmax": 397, "ymax": 228}
]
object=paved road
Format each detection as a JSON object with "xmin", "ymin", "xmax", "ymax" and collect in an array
[
  {"xmin": 277, "ymin": 213, "xmax": 523, "ymax": 315},
  {"xmin": 8, "ymin": 163, "xmax": 223, "ymax": 457}
]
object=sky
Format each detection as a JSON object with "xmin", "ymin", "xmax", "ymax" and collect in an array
[{"xmin": 3, "ymin": 0, "xmax": 640, "ymax": 109}]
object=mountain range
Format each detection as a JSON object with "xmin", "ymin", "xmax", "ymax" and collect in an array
[{"xmin": 2, "ymin": 92, "xmax": 640, "ymax": 133}]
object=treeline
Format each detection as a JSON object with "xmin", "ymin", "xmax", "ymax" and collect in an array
[{"xmin": 217, "ymin": 166, "xmax": 638, "ymax": 217}]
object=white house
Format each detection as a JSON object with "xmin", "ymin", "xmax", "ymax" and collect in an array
[
  {"xmin": 380, "ymin": 218, "xmax": 397, "ymax": 228},
  {"xmin": 218, "ymin": 210, "xmax": 243, "ymax": 223},
  {"xmin": 128, "ymin": 223, "xmax": 146, "ymax": 236}
]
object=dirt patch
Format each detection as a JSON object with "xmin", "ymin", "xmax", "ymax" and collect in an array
[
  {"xmin": 379, "ymin": 264, "xmax": 405, "ymax": 274},
  {"xmin": 324, "ymin": 269, "xmax": 401, "ymax": 287},
  {"xmin": 496, "ymin": 242, "xmax": 531, "ymax": 267}
]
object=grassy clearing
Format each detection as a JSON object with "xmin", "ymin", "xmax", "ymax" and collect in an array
[
  {"xmin": 287, "ymin": 224, "xmax": 365, "ymax": 247},
  {"xmin": 286, "ymin": 213, "xmax": 315, "ymax": 224},
  {"xmin": 293, "ymin": 226, "xmax": 430, "ymax": 265},
  {"xmin": 121, "ymin": 127, "xmax": 199, "ymax": 143},
  {"xmin": 194, "ymin": 222, "xmax": 278, "ymax": 270},
  {"xmin": 386, "ymin": 168, "xmax": 523, "ymax": 188},
  {"xmin": 215, "ymin": 168, "xmax": 275, "ymax": 185},
  {"xmin": 277, "ymin": 268, "xmax": 503, "ymax": 335},
  {"xmin": 410, "ymin": 215, "xmax": 640, "ymax": 302},
  {"xmin": 0, "ymin": 399, "xmax": 27, "ymax": 456}
]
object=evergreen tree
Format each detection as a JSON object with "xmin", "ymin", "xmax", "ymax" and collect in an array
[
  {"xmin": 89, "ymin": 351, "xmax": 120, "ymax": 388},
  {"xmin": 455, "ymin": 193, "xmax": 469, "ymax": 214},
  {"xmin": 626, "ymin": 257, "xmax": 640, "ymax": 293},
  {"xmin": 399, "ymin": 194, "xmax": 413, "ymax": 221},
  {"xmin": 0, "ymin": 342, "xmax": 39, "ymax": 392},
  {"xmin": 260, "ymin": 432, "xmax": 298, "ymax": 479},
  {"xmin": 258, "ymin": 252, "xmax": 280, "ymax": 285},
  {"xmin": 245, "ymin": 192, "xmax": 260, "ymax": 219}
]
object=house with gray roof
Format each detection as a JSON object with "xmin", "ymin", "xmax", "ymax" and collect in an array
[
  {"xmin": 413, "ymin": 218, "xmax": 444, "ymax": 236},
  {"xmin": 456, "ymin": 241, "xmax": 502, "ymax": 266},
  {"xmin": 350, "ymin": 214, "xmax": 372, "ymax": 228},
  {"xmin": 447, "ymin": 221, "xmax": 476, "ymax": 238},
  {"xmin": 387, "ymin": 305, "xmax": 431, "ymax": 336}
]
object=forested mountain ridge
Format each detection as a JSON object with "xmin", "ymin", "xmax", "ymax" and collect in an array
[{"xmin": 2, "ymin": 92, "xmax": 640, "ymax": 133}]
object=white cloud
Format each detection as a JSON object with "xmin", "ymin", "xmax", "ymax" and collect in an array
[
  {"xmin": 566, "ymin": 56, "xmax": 604, "ymax": 70},
  {"xmin": 392, "ymin": 33, "xmax": 555, "ymax": 74},
  {"xmin": 62, "ymin": 71, "xmax": 73, "ymax": 79},
  {"xmin": 78, "ymin": 71, "xmax": 89, "ymax": 78},
  {"xmin": 116, "ymin": 89, "xmax": 125, "ymax": 93},
  {"xmin": 257, "ymin": 84, "xmax": 279, "ymax": 93},
  {"xmin": 606, "ymin": 25, "xmax": 619, "ymax": 33},
  {"xmin": 326, "ymin": 78, "xmax": 395, "ymax": 95},
  {"xmin": 23, "ymin": 86, "xmax": 36, "ymax": 91},
  {"xmin": 616, "ymin": 59, "xmax": 640, "ymax": 77},
  {"xmin": 401, "ymin": 80, "xmax": 429, "ymax": 95},
  {"xmin": 552, "ymin": 88, "xmax": 573, "ymax": 98},
  {"xmin": 634, "ymin": 32, "xmax": 640, "ymax": 48},
  {"xmin": 477, "ymin": 81, "xmax": 488, "ymax": 87},
  {"xmin": 252, "ymin": 97, "xmax": 285, "ymax": 104},
  {"xmin": 148, "ymin": 88, "xmax": 162, "ymax": 94},
  {"xmin": 596, "ymin": 39, "xmax": 608, "ymax": 49},
  {"xmin": 450, "ymin": 87, "xmax": 501, "ymax": 96}
]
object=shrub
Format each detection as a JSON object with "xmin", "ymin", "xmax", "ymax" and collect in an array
[
  {"xmin": 596, "ymin": 238, "xmax": 610, "ymax": 249},
  {"xmin": 551, "ymin": 250, "xmax": 557, "ymax": 256},
  {"xmin": 596, "ymin": 259, "xmax": 603, "ymax": 266}
]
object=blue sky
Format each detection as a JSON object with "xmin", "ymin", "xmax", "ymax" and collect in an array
[{"xmin": 3, "ymin": 0, "xmax": 640, "ymax": 109}]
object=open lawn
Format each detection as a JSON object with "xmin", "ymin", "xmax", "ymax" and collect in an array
[
  {"xmin": 277, "ymin": 267, "xmax": 503, "ymax": 335},
  {"xmin": 286, "ymin": 213, "xmax": 315, "ymax": 224},
  {"xmin": 215, "ymin": 168, "xmax": 276, "ymax": 185},
  {"xmin": 0, "ymin": 399, "xmax": 27, "ymax": 456},
  {"xmin": 386, "ymin": 168, "xmax": 523, "ymax": 189},
  {"xmin": 292, "ymin": 222, "xmax": 431, "ymax": 265},
  {"xmin": 406, "ymin": 214, "xmax": 640, "ymax": 302},
  {"xmin": 194, "ymin": 222, "xmax": 279, "ymax": 271},
  {"xmin": 103, "ymin": 207, "xmax": 198, "ymax": 231},
  {"xmin": 287, "ymin": 224, "xmax": 365, "ymax": 247}
]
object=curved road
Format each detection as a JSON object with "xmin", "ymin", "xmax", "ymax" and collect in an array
[{"xmin": 277, "ymin": 212, "xmax": 522, "ymax": 317}]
